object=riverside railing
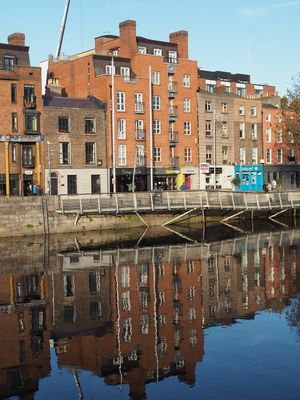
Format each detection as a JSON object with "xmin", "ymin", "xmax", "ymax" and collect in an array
[{"xmin": 58, "ymin": 190, "xmax": 300, "ymax": 215}]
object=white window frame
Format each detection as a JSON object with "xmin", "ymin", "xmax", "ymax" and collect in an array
[
  {"xmin": 206, "ymin": 120, "xmax": 212, "ymax": 136},
  {"xmin": 251, "ymin": 106, "xmax": 257, "ymax": 117},
  {"xmin": 153, "ymin": 120, "xmax": 161, "ymax": 134},
  {"xmin": 240, "ymin": 148, "xmax": 246, "ymax": 164},
  {"xmin": 183, "ymin": 74, "xmax": 190, "ymax": 88},
  {"xmin": 221, "ymin": 121, "xmax": 228, "ymax": 137},
  {"xmin": 116, "ymin": 91, "xmax": 125, "ymax": 112},
  {"xmin": 168, "ymin": 50, "xmax": 177, "ymax": 63},
  {"xmin": 117, "ymin": 119, "xmax": 126, "ymax": 139},
  {"xmin": 138, "ymin": 46, "xmax": 147, "ymax": 54},
  {"xmin": 205, "ymin": 101, "xmax": 212, "ymax": 112},
  {"xmin": 120, "ymin": 67, "xmax": 130, "ymax": 79},
  {"xmin": 152, "ymin": 96, "xmax": 161, "ymax": 111},
  {"xmin": 118, "ymin": 144, "xmax": 127, "ymax": 166},
  {"xmin": 277, "ymin": 129, "xmax": 283, "ymax": 143},
  {"xmin": 239, "ymin": 122, "xmax": 245, "ymax": 139},
  {"xmin": 153, "ymin": 48, "xmax": 162, "ymax": 56},
  {"xmin": 266, "ymin": 128, "xmax": 271, "ymax": 143},
  {"xmin": 252, "ymin": 148, "xmax": 258, "ymax": 164},
  {"xmin": 277, "ymin": 148, "xmax": 283, "ymax": 164},
  {"xmin": 266, "ymin": 113, "xmax": 271, "ymax": 122},
  {"xmin": 183, "ymin": 98, "xmax": 191, "ymax": 113},
  {"xmin": 252, "ymin": 123, "xmax": 257, "ymax": 140},
  {"xmin": 184, "ymin": 121, "xmax": 191, "ymax": 135},
  {"xmin": 59, "ymin": 142, "xmax": 71, "ymax": 165},
  {"xmin": 222, "ymin": 103, "xmax": 228, "ymax": 113},
  {"xmin": 239, "ymin": 105, "xmax": 245, "ymax": 116},
  {"xmin": 152, "ymin": 71, "xmax": 160, "ymax": 85},
  {"xmin": 105, "ymin": 65, "xmax": 115, "ymax": 75},
  {"xmin": 266, "ymin": 148, "xmax": 272, "ymax": 164},
  {"xmin": 154, "ymin": 147, "xmax": 162, "ymax": 162},
  {"xmin": 184, "ymin": 147, "xmax": 192, "ymax": 162}
]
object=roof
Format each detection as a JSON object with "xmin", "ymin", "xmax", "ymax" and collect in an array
[{"xmin": 43, "ymin": 95, "xmax": 105, "ymax": 109}]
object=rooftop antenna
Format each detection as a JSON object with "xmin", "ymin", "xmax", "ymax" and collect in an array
[{"xmin": 55, "ymin": 0, "xmax": 71, "ymax": 58}]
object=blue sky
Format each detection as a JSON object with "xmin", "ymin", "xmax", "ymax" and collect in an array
[{"xmin": 1, "ymin": 0, "xmax": 299, "ymax": 95}]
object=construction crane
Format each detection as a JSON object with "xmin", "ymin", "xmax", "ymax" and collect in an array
[{"xmin": 55, "ymin": 0, "xmax": 71, "ymax": 58}]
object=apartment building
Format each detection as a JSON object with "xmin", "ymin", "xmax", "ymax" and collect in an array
[
  {"xmin": 0, "ymin": 33, "xmax": 44, "ymax": 196},
  {"xmin": 198, "ymin": 69, "xmax": 277, "ymax": 190},
  {"xmin": 43, "ymin": 84, "xmax": 107, "ymax": 195},
  {"xmin": 262, "ymin": 103, "xmax": 300, "ymax": 189},
  {"xmin": 48, "ymin": 20, "xmax": 199, "ymax": 191}
]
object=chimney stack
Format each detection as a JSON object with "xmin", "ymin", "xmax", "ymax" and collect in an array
[
  {"xmin": 8, "ymin": 32, "xmax": 25, "ymax": 46},
  {"xmin": 169, "ymin": 30, "xmax": 188, "ymax": 59},
  {"xmin": 119, "ymin": 20, "xmax": 137, "ymax": 58}
]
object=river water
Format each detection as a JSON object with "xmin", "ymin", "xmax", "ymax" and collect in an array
[{"xmin": 1, "ymin": 223, "xmax": 300, "ymax": 400}]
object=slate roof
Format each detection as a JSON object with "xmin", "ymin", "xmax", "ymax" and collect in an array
[{"xmin": 43, "ymin": 95, "xmax": 105, "ymax": 109}]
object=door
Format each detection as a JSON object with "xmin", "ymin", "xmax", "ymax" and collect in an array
[{"xmin": 51, "ymin": 172, "xmax": 58, "ymax": 195}]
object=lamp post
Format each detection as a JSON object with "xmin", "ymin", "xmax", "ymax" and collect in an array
[{"xmin": 47, "ymin": 141, "xmax": 52, "ymax": 195}]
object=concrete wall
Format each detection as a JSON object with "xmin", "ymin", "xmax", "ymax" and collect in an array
[{"xmin": 0, "ymin": 196, "xmax": 202, "ymax": 238}]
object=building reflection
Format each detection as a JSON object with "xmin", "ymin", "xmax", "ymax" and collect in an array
[{"xmin": 0, "ymin": 229, "xmax": 300, "ymax": 399}]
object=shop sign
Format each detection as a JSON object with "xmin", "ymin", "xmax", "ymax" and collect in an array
[
  {"xmin": 116, "ymin": 167, "xmax": 147, "ymax": 175},
  {"xmin": 0, "ymin": 135, "xmax": 43, "ymax": 143},
  {"xmin": 24, "ymin": 170, "xmax": 33, "ymax": 175},
  {"xmin": 209, "ymin": 167, "xmax": 223, "ymax": 174},
  {"xmin": 200, "ymin": 163, "xmax": 210, "ymax": 174}
]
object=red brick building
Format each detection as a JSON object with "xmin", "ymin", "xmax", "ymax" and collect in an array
[
  {"xmin": 48, "ymin": 20, "xmax": 199, "ymax": 191},
  {"xmin": 0, "ymin": 33, "xmax": 44, "ymax": 196}
]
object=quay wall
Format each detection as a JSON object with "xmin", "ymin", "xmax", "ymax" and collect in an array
[{"xmin": 0, "ymin": 196, "xmax": 202, "ymax": 238}]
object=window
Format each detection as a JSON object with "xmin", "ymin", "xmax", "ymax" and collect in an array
[
  {"xmin": 184, "ymin": 147, "xmax": 192, "ymax": 162},
  {"xmin": 138, "ymin": 46, "xmax": 147, "ymax": 54},
  {"xmin": 153, "ymin": 120, "xmax": 161, "ymax": 134},
  {"xmin": 152, "ymin": 95, "xmax": 160, "ymax": 110},
  {"xmin": 205, "ymin": 101, "xmax": 212, "ymax": 112},
  {"xmin": 183, "ymin": 98, "xmax": 191, "ymax": 112},
  {"xmin": 120, "ymin": 67, "xmax": 130, "ymax": 80},
  {"xmin": 152, "ymin": 71, "xmax": 160, "ymax": 85},
  {"xmin": 12, "ymin": 144, "xmax": 17, "ymax": 163},
  {"xmin": 24, "ymin": 84, "xmax": 35, "ymax": 103},
  {"xmin": 266, "ymin": 148, "xmax": 272, "ymax": 164},
  {"xmin": 221, "ymin": 103, "xmax": 228, "ymax": 113},
  {"xmin": 25, "ymin": 111, "xmax": 39, "ymax": 133},
  {"xmin": 222, "ymin": 146, "xmax": 228, "ymax": 164},
  {"xmin": 251, "ymin": 123, "xmax": 257, "ymax": 140},
  {"xmin": 240, "ymin": 148, "xmax": 246, "ymax": 164},
  {"xmin": 91, "ymin": 175, "xmax": 101, "ymax": 194},
  {"xmin": 121, "ymin": 266, "xmax": 130, "ymax": 288},
  {"xmin": 113, "ymin": 49, "xmax": 119, "ymax": 56},
  {"xmin": 239, "ymin": 105, "xmax": 245, "ymax": 116},
  {"xmin": 117, "ymin": 119, "xmax": 126, "ymax": 139},
  {"xmin": 135, "ymin": 120, "xmax": 145, "ymax": 140},
  {"xmin": 116, "ymin": 91, "xmax": 125, "ymax": 112},
  {"xmin": 168, "ymin": 50, "xmax": 177, "ymax": 63},
  {"xmin": 153, "ymin": 48, "xmax": 162, "ymax": 56},
  {"xmin": 206, "ymin": 84, "xmax": 215, "ymax": 93},
  {"xmin": 277, "ymin": 148, "xmax": 283, "ymax": 163},
  {"xmin": 154, "ymin": 147, "xmax": 161, "ymax": 162},
  {"xmin": 183, "ymin": 74, "xmax": 190, "ymax": 88},
  {"xmin": 122, "ymin": 291, "xmax": 131, "ymax": 311},
  {"xmin": 67, "ymin": 175, "xmax": 77, "ymax": 194},
  {"xmin": 221, "ymin": 121, "xmax": 228, "ymax": 137},
  {"xmin": 59, "ymin": 142, "xmax": 70, "ymax": 165},
  {"xmin": 118, "ymin": 144, "xmax": 126, "ymax": 166},
  {"xmin": 277, "ymin": 129, "xmax": 283, "ymax": 143},
  {"xmin": 236, "ymin": 87, "xmax": 246, "ymax": 96},
  {"xmin": 85, "ymin": 142, "xmax": 96, "ymax": 164},
  {"xmin": 58, "ymin": 116, "xmax": 70, "ymax": 133},
  {"xmin": 105, "ymin": 65, "xmax": 115, "ymax": 75},
  {"xmin": 85, "ymin": 118, "xmax": 96, "ymax": 133},
  {"xmin": 135, "ymin": 92, "xmax": 144, "ymax": 113},
  {"xmin": 239, "ymin": 123, "xmax": 245, "ymax": 139},
  {"xmin": 22, "ymin": 145, "xmax": 34, "ymax": 168},
  {"xmin": 265, "ymin": 113, "xmax": 271, "ymax": 122},
  {"xmin": 136, "ymin": 144, "xmax": 145, "ymax": 166},
  {"xmin": 90, "ymin": 301, "xmax": 101, "ymax": 320},
  {"xmin": 205, "ymin": 120, "xmax": 212, "ymax": 136},
  {"xmin": 184, "ymin": 121, "xmax": 191, "ymax": 135},
  {"xmin": 12, "ymin": 113, "xmax": 18, "ymax": 132},
  {"xmin": 288, "ymin": 131, "xmax": 294, "ymax": 143},
  {"xmin": 4, "ymin": 55, "xmax": 15, "ymax": 71},
  {"xmin": 288, "ymin": 148, "xmax": 295, "ymax": 162},
  {"xmin": 206, "ymin": 145, "xmax": 212, "ymax": 164},
  {"xmin": 251, "ymin": 106, "xmax": 257, "ymax": 116},
  {"xmin": 11, "ymin": 83, "xmax": 17, "ymax": 103},
  {"xmin": 252, "ymin": 148, "xmax": 258, "ymax": 164},
  {"xmin": 266, "ymin": 128, "xmax": 271, "ymax": 143}
]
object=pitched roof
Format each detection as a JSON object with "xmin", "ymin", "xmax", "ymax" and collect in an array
[{"xmin": 43, "ymin": 95, "xmax": 105, "ymax": 109}]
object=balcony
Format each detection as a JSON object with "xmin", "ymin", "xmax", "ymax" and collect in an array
[
  {"xmin": 168, "ymin": 82, "xmax": 177, "ymax": 98},
  {"xmin": 170, "ymin": 157, "xmax": 179, "ymax": 167},
  {"xmin": 169, "ymin": 131, "xmax": 179, "ymax": 145},
  {"xmin": 168, "ymin": 106, "xmax": 178, "ymax": 121},
  {"xmin": 135, "ymin": 102, "xmax": 145, "ymax": 114},
  {"xmin": 24, "ymin": 111, "xmax": 40, "ymax": 135},
  {"xmin": 23, "ymin": 96, "xmax": 37, "ymax": 109},
  {"xmin": 164, "ymin": 57, "xmax": 177, "ymax": 75},
  {"xmin": 135, "ymin": 129, "xmax": 146, "ymax": 141},
  {"xmin": 136, "ymin": 155, "xmax": 146, "ymax": 167},
  {"xmin": 22, "ymin": 156, "xmax": 35, "ymax": 169}
]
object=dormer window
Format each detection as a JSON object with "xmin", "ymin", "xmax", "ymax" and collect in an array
[
  {"xmin": 113, "ymin": 49, "xmax": 119, "ymax": 56},
  {"xmin": 4, "ymin": 55, "xmax": 15, "ymax": 71},
  {"xmin": 138, "ymin": 46, "xmax": 147, "ymax": 54},
  {"xmin": 105, "ymin": 65, "xmax": 115, "ymax": 75},
  {"xmin": 153, "ymin": 48, "xmax": 162, "ymax": 56}
]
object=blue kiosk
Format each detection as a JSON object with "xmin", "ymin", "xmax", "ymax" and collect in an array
[{"xmin": 234, "ymin": 165, "xmax": 264, "ymax": 191}]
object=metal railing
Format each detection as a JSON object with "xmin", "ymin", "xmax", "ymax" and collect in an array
[
  {"xmin": 57, "ymin": 190, "xmax": 300, "ymax": 215},
  {"xmin": 135, "ymin": 129, "xmax": 146, "ymax": 140}
]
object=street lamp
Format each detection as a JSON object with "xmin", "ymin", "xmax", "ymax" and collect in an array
[{"xmin": 47, "ymin": 141, "xmax": 52, "ymax": 195}]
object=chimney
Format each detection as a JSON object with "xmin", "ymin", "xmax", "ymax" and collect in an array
[
  {"xmin": 8, "ymin": 32, "xmax": 25, "ymax": 46},
  {"xmin": 119, "ymin": 20, "xmax": 137, "ymax": 58},
  {"xmin": 169, "ymin": 30, "xmax": 188, "ymax": 59}
]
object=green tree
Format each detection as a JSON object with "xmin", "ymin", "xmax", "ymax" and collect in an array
[{"xmin": 281, "ymin": 73, "xmax": 300, "ymax": 143}]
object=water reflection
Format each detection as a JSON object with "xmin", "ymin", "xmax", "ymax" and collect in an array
[{"xmin": 1, "ymin": 229, "xmax": 300, "ymax": 399}]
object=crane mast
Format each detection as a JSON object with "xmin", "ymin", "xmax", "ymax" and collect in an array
[{"xmin": 55, "ymin": 0, "xmax": 71, "ymax": 58}]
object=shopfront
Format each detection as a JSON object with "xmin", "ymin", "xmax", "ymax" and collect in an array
[
  {"xmin": 115, "ymin": 167, "xmax": 148, "ymax": 192},
  {"xmin": 234, "ymin": 165, "xmax": 264, "ymax": 191},
  {"xmin": 154, "ymin": 168, "xmax": 180, "ymax": 190}
]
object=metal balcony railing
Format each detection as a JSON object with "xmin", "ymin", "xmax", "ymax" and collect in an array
[
  {"xmin": 169, "ymin": 131, "xmax": 179, "ymax": 144},
  {"xmin": 169, "ymin": 106, "xmax": 178, "ymax": 120},
  {"xmin": 135, "ymin": 102, "xmax": 145, "ymax": 114},
  {"xmin": 136, "ymin": 156, "xmax": 146, "ymax": 167},
  {"xmin": 24, "ymin": 96, "xmax": 37, "ymax": 109},
  {"xmin": 168, "ymin": 82, "xmax": 178, "ymax": 98},
  {"xmin": 170, "ymin": 156, "xmax": 179, "ymax": 167}
]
